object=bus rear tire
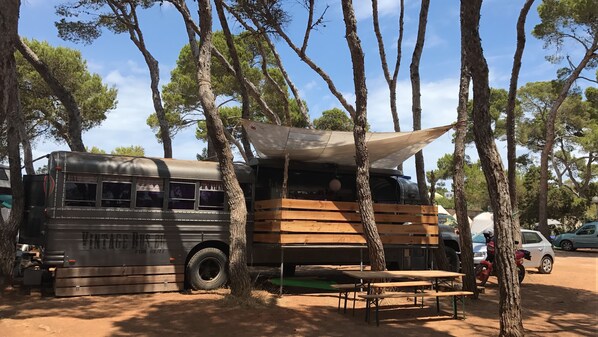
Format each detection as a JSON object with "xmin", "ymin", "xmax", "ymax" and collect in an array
[{"xmin": 187, "ymin": 247, "xmax": 228, "ymax": 290}]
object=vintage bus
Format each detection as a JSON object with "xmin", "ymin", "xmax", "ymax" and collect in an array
[{"xmin": 19, "ymin": 151, "xmax": 439, "ymax": 296}]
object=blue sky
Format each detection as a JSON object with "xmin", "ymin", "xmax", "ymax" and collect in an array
[{"xmin": 17, "ymin": 0, "xmax": 590, "ymax": 179}]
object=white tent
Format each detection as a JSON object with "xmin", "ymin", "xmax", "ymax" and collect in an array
[
  {"xmin": 471, "ymin": 212, "xmax": 493, "ymax": 234},
  {"xmin": 437, "ymin": 205, "xmax": 450, "ymax": 215},
  {"xmin": 242, "ymin": 119, "xmax": 453, "ymax": 169}
]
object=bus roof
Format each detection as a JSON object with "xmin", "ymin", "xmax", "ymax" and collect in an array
[{"xmin": 49, "ymin": 151, "xmax": 253, "ymax": 182}]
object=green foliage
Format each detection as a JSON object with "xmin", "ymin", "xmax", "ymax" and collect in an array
[
  {"xmin": 516, "ymin": 81, "xmax": 560, "ymax": 150},
  {"xmin": 86, "ymin": 146, "xmax": 106, "ymax": 154},
  {"xmin": 16, "ymin": 39, "xmax": 117, "ymax": 145},
  {"xmin": 517, "ymin": 81, "xmax": 597, "ymax": 200},
  {"xmin": 533, "ymin": 0, "xmax": 598, "ymax": 67},
  {"xmin": 313, "ymin": 108, "xmax": 353, "ymax": 131},
  {"xmin": 519, "ymin": 164, "xmax": 594, "ymax": 227},
  {"xmin": 111, "ymin": 145, "xmax": 145, "ymax": 156},
  {"xmin": 196, "ymin": 106, "xmax": 242, "ymax": 141},
  {"xmin": 431, "ymin": 154, "xmax": 491, "ymax": 211},
  {"xmin": 462, "ymin": 88, "xmax": 519, "ymax": 143},
  {"xmin": 152, "ymin": 31, "xmax": 299, "ymax": 142},
  {"xmin": 55, "ymin": 0, "xmax": 158, "ymax": 45}
]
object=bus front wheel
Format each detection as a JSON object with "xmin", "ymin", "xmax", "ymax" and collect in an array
[{"xmin": 187, "ymin": 247, "xmax": 228, "ymax": 290}]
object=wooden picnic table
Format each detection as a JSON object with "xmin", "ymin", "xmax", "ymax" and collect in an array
[
  {"xmin": 342, "ymin": 270, "xmax": 464, "ymax": 280},
  {"xmin": 341, "ymin": 270, "xmax": 470, "ymax": 325}
]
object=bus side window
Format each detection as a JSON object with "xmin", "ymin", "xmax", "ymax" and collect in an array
[
  {"xmin": 65, "ymin": 174, "xmax": 97, "ymax": 207},
  {"xmin": 136, "ymin": 178, "xmax": 164, "ymax": 208},
  {"xmin": 168, "ymin": 182, "xmax": 196, "ymax": 210},
  {"xmin": 101, "ymin": 181, "xmax": 132, "ymax": 208},
  {"xmin": 198, "ymin": 181, "xmax": 224, "ymax": 210}
]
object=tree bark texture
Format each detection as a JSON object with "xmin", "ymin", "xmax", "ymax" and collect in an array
[
  {"xmin": 372, "ymin": 0, "xmax": 404, "ymax": 171},
  {"xmin": 0, "ymin": 0, "xmax": 26, "ymax": 284},
  {"xmin": 506, "ymin": 0, "xmax": 534, "ymax": 232},
  {"xmin": 410, "ymin": 0, "xmax": 430, "ymax": 203},
  {"xmin": 461, "ymin": 1, "xmax": 524, "ymax": 335},
  {"xmin": 537, "ymin": 38, "xmax": 597, "ymax": 239},
  {"xmin": 106, "ymin": 1, "xmax": 172, "ymax": 158},
  {"xmin": 197, "ymin": 0, "xmax": 251, "ymax": 299},
  {"xmin": 341, "ymin": 0, "xmax": 386, "ymax": 271},
  {"xmin": 20, "ymin": 120, "xmax": 34, "ymax": 174},
  {"xmin": 214, "ymin": 0, "xmax": 255, "ymax": 160},
  {"xmin": 16, "ymin": 38, "xmax": 86, "ymax": 152},
  {"xmin": 454, "ymin": 48, "xmax": 476, "ymax": 296}
]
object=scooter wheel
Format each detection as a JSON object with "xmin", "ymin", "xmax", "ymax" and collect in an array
[{"xmin": 518, "ymin": 264, "xmax": 525, "ymax": 284}]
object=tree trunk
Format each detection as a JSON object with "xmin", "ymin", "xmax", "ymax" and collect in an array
[
  {"xmin": 146, "ymin": 55, "xmax": 172, "ymax": 158},
  {"xmin": 372, "ymin": 0, "xmax": 404, "ymax": 172},
  {"xmin": 461, "ymin": 1, "xmax": 524, "ymax": 335},
  {"xmin": 537, "ymin": 39, "xmax": 597, "ymax": 239},
  {"xmin": 454, "ymin": 46, "xmax": 476, "ymax": 296},
  {"xmin": 196, "ymin": 0, "xmax": 251, "ymax": 299},
  {"xmin": 20, "ymin": 130, "xmax": 35, "ymax": 175},
  {"xmin": 341, "ymin": 0, "xmax": 386, "ymax": 271},
  {"xmin": 16, "ymin": 38, "xmax": 86, "ymax": 152},
  {"xmin": 410, "ymin": 0, "xmax": 430, "ymax": 203},
  {"xmin": 506, "ymin": 0, "xmax": 534, "ymax": 238},
  {"xmin": 0, "ymin": 0, "xmax": 25, "ymax": 285},
  {"xmin": 428, "ymin": 171, "xmax": 437, "ymax": 205},
  {"xmin": 215, "ymin": 0, "xmax": 255, "ymax": 161}
]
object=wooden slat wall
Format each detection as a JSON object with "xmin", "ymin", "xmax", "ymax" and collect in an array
[
  {"xmin": 253, "ymin": 198, "xmax": 439, "ymax": 245},
  {"xmin": 54, "ymin": 265, "xmax": 185, "ymax": 297}
]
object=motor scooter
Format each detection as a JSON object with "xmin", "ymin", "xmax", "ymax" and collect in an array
[{"xmin": 474, "ymin": 232, "xmax": 531, "ymax": 286}]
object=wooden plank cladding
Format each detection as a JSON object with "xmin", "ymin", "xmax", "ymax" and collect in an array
[
  {"xmin": 55, "ymin": 264, "xmax": 184, "ymax": 297},
  {"xmin": 254, "ymin": 198, "xmax": 438, "ymax": 215},
  {"xmin": 253, "ymin": 198, "xmax": 439, "ymax": 246}
]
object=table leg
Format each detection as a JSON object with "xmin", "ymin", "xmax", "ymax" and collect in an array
[
  {"xmin": 375, "ymin": 298, "xmax": 380, "ymax": 327},
  {"xmin": 452, "ymin": 295, "xmax": 457, "ymax": 318},
  {"xmin": 435, "ymin": 278, "xmax": 440, "ymax": 314},
  {"xmin": 279, "ymin": 248, "xmax": 284, "ymax": 297}
]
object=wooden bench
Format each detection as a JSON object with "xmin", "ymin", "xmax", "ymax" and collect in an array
[
  {"xmin": 331, "ymin": 284, "xmax": 362, "ymax": 314},
  {"xmin": 332, "ymin": 281, "xmax": 433, "ymax": 315},
  {"xmin": 358, "ymin": 290, "xmax": 475, "ymax": 326},
  {"xmin": 370, "ymin": 280, "xmax": 433, "ymax": 306},
  {"xmin": 370, "ymin": 280, "xmax": 433, "ymax": 289}
]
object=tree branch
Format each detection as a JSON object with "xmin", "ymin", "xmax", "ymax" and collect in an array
[
  {"xmin": 224, "ymin": 3, "xmax": 312, "ymax": 127},
  {"xmin": 300, "ymin": 0, "xmax": 314, "ymax": 56},
  {"xmin": 16, "ymin": 37, "xmax": 86, "ymax": 151},
  {"xmin": 247, "ymin": 4, "xmax": 356, "ymax": 118}
]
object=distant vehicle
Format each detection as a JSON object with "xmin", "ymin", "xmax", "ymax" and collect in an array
[
  {"xmin": 552, "ymin": 222, "xmax": 598, "ymax": 251},
  {"xmin": 473, "ymin": 229, "xmax": 555, "ymax": 274}
]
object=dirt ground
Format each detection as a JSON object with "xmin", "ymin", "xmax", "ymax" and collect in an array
[{"xmin": 1, "ymin": 249, "xmax": 596, "ymax": 337}]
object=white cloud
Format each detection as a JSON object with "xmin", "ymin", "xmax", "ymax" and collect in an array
[
  {"xmin": 365, "ymin": 76, "xmax": 474, "ymax": 177},
  {"xmin": 354, "ymin": 0, "xmax": 402, "ymax": 21},
  {"xmin": 31, "ymin": 67, "xmax": 204, "ymax": 164}
]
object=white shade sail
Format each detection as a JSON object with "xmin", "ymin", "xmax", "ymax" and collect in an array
[{"xmin": 242, "ymin": 119, "xmax": 453, "ymax": 169}]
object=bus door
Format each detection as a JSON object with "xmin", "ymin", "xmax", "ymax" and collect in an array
[{"xmin": 19, "ymin": 174, "xmax": 48, "ymax": 245}]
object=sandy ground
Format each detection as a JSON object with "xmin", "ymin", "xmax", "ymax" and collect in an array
[{"xmin": 0, "ymin": 249, "xmax": 596, "ymax": 337}]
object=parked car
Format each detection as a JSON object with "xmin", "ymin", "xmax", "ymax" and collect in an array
[
  {"xmin": 552, "ymin": 221, "xmax": 598, "ymax": 251},
  {"xmin": 473, "ymin": 229, "xmax": 555, "ymax": 274}
]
